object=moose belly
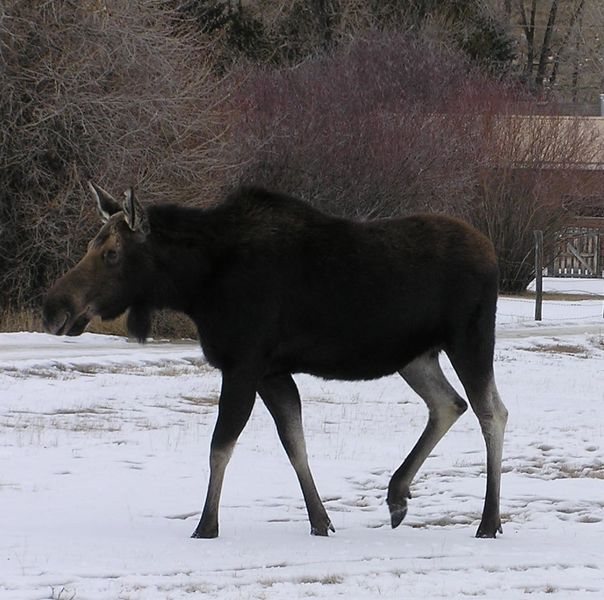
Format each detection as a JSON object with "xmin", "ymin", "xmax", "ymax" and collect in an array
[{"xmin": 273, "ymin": 327, "xmax": 441, "ymax": 381}]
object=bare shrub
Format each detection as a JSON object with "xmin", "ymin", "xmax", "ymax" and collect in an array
[
  {"xmin": 0, "ymin": 0, "xmax": 225, "ymax": 314},
  {"xmin": 222, "ymin": 32, "xmax": 501, "ymax": 219},
  {"xmin": 466, "ymin": 111, "xmax": 602, "ymax": 292},
  {"xmin": 221, "ymin": 31, "xmax": 600, "ymax": 292},
  {"xmin": 173, "ymin": 1, "xmax": 515, "ymax": 75}
]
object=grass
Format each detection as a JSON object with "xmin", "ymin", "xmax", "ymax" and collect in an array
[
  {"xmin": 181, "ymin": 394, "xmax": 219, "ymax": 407},
  {"xmin": 0, "ymin": 308, "xmax": 42, "ymax": 332},
  {"xmin": 524, "ymin": 343, "xmax": 589, "ymax": 356},
  {"xmin": 259, "ymin": 574, "xmax": 344, "ymax": 588},
  {"xmin": 297, "ymin": 574, "xmax": 344, "ymax": 585},
  {"xmin": 506, "ymin": 458, "xmax": 604, "ymax": 480},
  {"xmin": 506, "ymin": 290, "xmax": 603, "ymax": 301},
  {"xmin": 0, "ymin": 308, "xmax": 198, "ymax": 339},
  {"xmin": 0, "ymin": 359, "xmax": 210, "ymax": 381}
]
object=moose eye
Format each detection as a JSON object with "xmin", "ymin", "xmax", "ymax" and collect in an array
[{"xmin": 103, "ymin": 249, "xmax": 119, "ymax": 265}]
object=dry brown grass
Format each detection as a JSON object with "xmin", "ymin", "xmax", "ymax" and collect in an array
[
  {"xmin": 508, "ymin": 291, "xmax": 604, "ymax": 301},
  {"xmin": 0, "ymin": 309, "xmax": 42, "ymax": 332},
  {"xmin": 524, "ymin": 343, "xmax": 588, "ymax": 356},
  {"xmin": 0, "ymin": 308, "xmax": 197, "ymax": 340}
]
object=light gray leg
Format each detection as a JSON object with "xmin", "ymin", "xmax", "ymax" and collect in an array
[
  {"xmin": 445, "ymin": 309, "xmax": 508, "ymax": 539},
  {"xmin": 191, "ymin": 370, "xmax": 257, "ymax": 539},
  {"xmin": 388, "ymin": 351, "xmax": 468, "ymax": 528},
  {"xmin": 258, "ymin": 373, "xmax": 334, "ymax": 536},
  {"xmin": 469, "ymin": 375, "xmax": 508, "ymax": 538}
]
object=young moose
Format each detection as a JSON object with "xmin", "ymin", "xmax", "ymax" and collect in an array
[{"xmin": 43, "ymin": 183, "xmax": 508, "ymax": 539}]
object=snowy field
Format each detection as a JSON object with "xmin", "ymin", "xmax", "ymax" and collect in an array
[{"xmin": 1, "ymin": 288, "xmax": 602, "ymax": 599}]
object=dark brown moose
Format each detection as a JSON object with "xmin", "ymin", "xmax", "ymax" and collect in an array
[{"xmin": 43, "ymin": 183, "xmax": 508, "ymax": 539}]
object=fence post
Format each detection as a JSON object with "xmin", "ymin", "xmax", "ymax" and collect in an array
[{"xmin": 534, "ymin": 230, "xmax": 543, "ymax": 321}]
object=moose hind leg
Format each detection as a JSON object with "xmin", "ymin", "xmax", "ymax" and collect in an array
[
  {"xmin": 258, "ymin": 374, "xmax": 334, "ymax": 536},
  {"xmin": 476, "ymin": 378, "xmax": 507, "ymax": 538},
  {"xmin": 388, "ymin": 351, "xmax": 468, "ymax": 529},
  {"xmin": 466, "ymin": 375, "xmax": 507, "ymax": 538},
  {"xmin": 447, "ymin": 336, "xmax": 507, "ymax": 539}
]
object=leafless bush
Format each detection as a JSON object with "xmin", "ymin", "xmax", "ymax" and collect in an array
[
  {"xmin": 0, "ymin": 0, "xmax": 226, "ymax": 313},
  {"xmin": 222, "ymin": 32, "xmax": 500, "ymax": 219},
  {"xmin": 173, "ymin": 1, "xmax": 515, "ymax": 76},
  {"xmin": 466, "ymin": 109, "xmax": 602, "ymax": 292},
  {"xmin": 221, "ymin": 30, "xmax": 600, "ymax": 293}
]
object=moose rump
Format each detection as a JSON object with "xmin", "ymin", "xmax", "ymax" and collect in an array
[{"xmin": 43, "ymin": 184, "xmax": 507, "ymax": 539}]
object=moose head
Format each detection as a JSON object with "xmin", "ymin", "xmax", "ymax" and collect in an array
[{"xmin": 43, "ymin": 182, "xmax": 153, "ymax": 340}]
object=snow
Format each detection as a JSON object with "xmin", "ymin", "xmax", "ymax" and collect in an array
[
  {"xmin": 527, "ymin": 277, "xmax": 603, "ymax": 296},
  {"xmin": 1, "ymin": 292, "xmax": 603, "ymax": 599}
]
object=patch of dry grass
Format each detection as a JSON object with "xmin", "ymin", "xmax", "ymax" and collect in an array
[
  {"xmin": 505, "ymin": 291, "xmax": 603, "ymax": 301},
  {"xmin": 1, "ymin": 308, "xmax": 198, "ymax": 340},
  {"xmin": 507, "ymin": 459, "xmax": 604, "ymax": 480},
  {"xmin": 181, "ymin": 394, "xmax": 219, "ymax": 407},
  {"xmin": 524, "ymin": 343, "xmax": 589, "ymax": 357},
  {"xmin": 0, "ymin": 309, "xmax": 42, "ymax": 332}
]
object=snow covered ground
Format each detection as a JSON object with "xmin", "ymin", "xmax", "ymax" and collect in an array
[
  {"xmin": 526, "ymin": 277, "xmax": 603, "ymax": 297},
  {"xmin": 1, "ymin": 290, "xmax": 602, "ymax": 599}
]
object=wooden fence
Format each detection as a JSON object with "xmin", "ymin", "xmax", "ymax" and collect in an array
[{"xmin": 546, "ymin": 225, "xmax": 603, "ymax": 278}]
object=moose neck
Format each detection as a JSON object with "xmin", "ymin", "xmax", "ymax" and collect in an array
[{"xmin": 144, "ymin": 204, "xmax": 219, "ymax": 317}]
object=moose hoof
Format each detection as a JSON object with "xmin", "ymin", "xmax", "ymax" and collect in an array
[
  {"xmin": 310, "ymin": 519, "xmax": 335, "ymax": 536},
  {"xmin": 388, "ymin": 489, "xmax": 411, "ymax": 529},
  {"xmin": 389, "ymin": 503, "xmax": 408, "ymax": 529},
  {"xmin": 191, "ymin": 525, "xmax": 218, "ymax": 539},
  {"xmin": 475, "ymin": 520, "xmax": 503, "ymax": 539}
]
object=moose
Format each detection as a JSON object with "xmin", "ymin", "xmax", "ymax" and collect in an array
[{"xmin": 43, "ymin": 183, "xmax": 508, "ymax": 539}]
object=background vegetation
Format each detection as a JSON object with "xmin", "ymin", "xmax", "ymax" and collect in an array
[{"xmin": 1, "ymin": 0, "xmax": 601, "ymax": 333}]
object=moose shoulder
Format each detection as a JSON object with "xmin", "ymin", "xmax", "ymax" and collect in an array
[{"xmin": 43, "ymin": 184, "xmax": 507, "ymax": 539}]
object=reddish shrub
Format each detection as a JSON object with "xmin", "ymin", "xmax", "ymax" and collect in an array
[
  {"xmin": 222, "ymin": 33, "xmax": 506, "ymax": 217},
  {"xmin": 222, "ymin": 32, "xmax": 600, "ymax": 292}
]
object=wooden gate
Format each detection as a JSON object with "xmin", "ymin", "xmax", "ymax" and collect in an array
[{"xmin": 548, "ymin": 227, "xmax": 602, "ymax": 278}]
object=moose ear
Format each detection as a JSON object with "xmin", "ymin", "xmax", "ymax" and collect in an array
[
  {"xmin": 88, "ymin": 181, "xmax": 121, "ymax": 223},
  {"xmin": 123, "ymin": 188, "xmax": 150, "ymax": 235}
]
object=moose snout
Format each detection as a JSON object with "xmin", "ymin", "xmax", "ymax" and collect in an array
[
  {"xmin": 43, "ymin": 286, "xmax": 94, "ymax": 337},
  {"xmin": 42, "ymin": 296, "xmax": 71, "ymax": 335}
]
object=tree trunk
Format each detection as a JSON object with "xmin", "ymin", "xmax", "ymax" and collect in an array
[
  {"xmin": 518, "ymin": 0, "xmax": 538, "ymax": 79},
  {"xmin": 535, "ymin": 0, "xmax": 559, "ymax": 91},
  {"xmin": 549, "ymin": 0, "xmax": 585, "ymax": 88},
  {"xmin": 313, "ymin": 0, "xmax": 338, "ymax": 52},
  {"xmin": 571, "ymin": 10, "xmax": 582, "ymax": 103}
]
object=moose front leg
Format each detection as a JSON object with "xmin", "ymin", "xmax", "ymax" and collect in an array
[
  {"xmin": 191, "ymin": 370, "xmax": 257, "ymax": 539},
  {"xmin": 258, "ymin": 373, "xmax": 334, "ymax": 536}
]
